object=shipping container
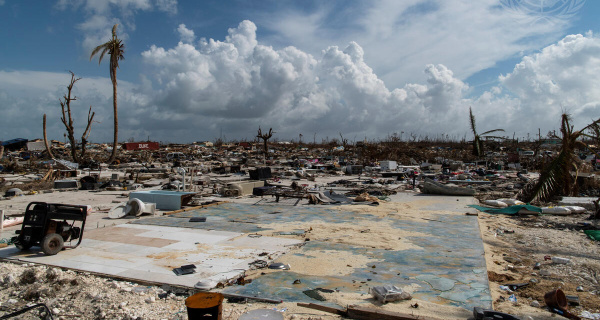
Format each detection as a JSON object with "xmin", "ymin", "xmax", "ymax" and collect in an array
[{"xmin": 123, "ymin": 142, "xmax": 160, "ymax": 151}]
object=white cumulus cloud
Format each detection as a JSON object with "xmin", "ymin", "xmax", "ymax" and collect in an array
[
  {"xmin": 177, "ymin": 24, "xmax": 195, "ymax": 43},
  {"xmin": 3, "ymin": 21, "xmax": 600, "ymax": 144}
]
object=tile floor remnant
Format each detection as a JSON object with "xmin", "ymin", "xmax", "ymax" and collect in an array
[
  {"xmin": 0, "ymin": 223, "xmax": 303, "ymax": 288},
  {"xmin": 130, "ymin": 194, "xmax": 491, "ymax": 310},
  {"xmin": 0, "ymin": 193, "xmax": 491, "ymax": 311}
]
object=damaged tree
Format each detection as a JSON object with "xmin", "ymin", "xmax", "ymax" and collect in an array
[
  {"xmin": 90, "ymin": 24, "xmax": 124, "ymax": 164},
  {"xmin": 469, "ymin": 107, "xmax": 505, "ymax": 157},
  {"xmin": 520, "ymin": 113, "xmax": 600, "ymax": 204},
  {"xmin": 42, "ymin": 114, "xmax": 55, "ymax": 159},
  {"xmin": 54, "ymin": 71, "xmax": 96, "ymax": 164},
  {"xmin": 256, "ymin": 127, "xmax": 275, "ymax": 161}
]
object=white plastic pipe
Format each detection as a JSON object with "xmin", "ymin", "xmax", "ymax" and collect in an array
[{"xmin": 177, "ymin": 167, "xmax": 186, "ymax": 191}]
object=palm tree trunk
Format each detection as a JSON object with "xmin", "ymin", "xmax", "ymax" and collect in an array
[
  {"xmin": 43, "ymin": 114, "xmax": 55, "ymax": 159},
  {"xmin": 108, "ymin": 73, "xmax": 118, "ymax": 163}
]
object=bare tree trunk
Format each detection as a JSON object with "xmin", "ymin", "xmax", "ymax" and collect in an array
[
  {"xmin": 60, "ymin": 72, "xmax": 81, "ymax": 163},
  {"xmin": 80, "ymin": 106, "xmax": 95, "ymax": 161},
  {"xmin": 257, "ymin": 127, "xmax": 274, "ymax": 163},
  {"xmin": 43, "ymin": 114, "xmax": 55, "ymax": 159},
  {"xmin": 58, "ymin": 72, "xmax": 95, "ymax": 165},
  {"xmin": 108, "ymin": 74, "xmax": 119, "ymax": 164}
]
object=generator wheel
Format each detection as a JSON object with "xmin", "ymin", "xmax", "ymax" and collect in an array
[{"xmin": 41, "ymin": 233, "xmax": 64, "ymax": 255}]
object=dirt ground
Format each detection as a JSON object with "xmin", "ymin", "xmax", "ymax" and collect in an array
[{"xmin": 478, "ymin": 211, "xmax": 600, "ymax": 319}]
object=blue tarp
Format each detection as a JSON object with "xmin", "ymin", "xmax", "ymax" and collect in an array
[{"xmin": 468, "ymin": 204, "xmax": 542, "ymax": 215}]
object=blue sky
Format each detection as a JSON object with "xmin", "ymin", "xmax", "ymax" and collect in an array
[{"xmin": 1, "ymin": 0, "xmax": 599, "ymax": 143}]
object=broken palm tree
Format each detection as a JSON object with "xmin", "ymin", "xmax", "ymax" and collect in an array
[
  {"xmin": 519, "ymin": 113, "xmax": 600, "ymax": 204},
  {"xmin": 90, "ymin": 24, "xmax": 125, "ymax": 164},
  {"xmin": 469, "ymin": 107, "xmax": 505, "ymax": 157}
]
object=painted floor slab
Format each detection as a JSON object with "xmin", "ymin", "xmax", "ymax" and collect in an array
[
  {"xmin": 0, "ymin": 193, "xmax": 491, "ymax": 311},
  {"xmin": 0, "ymin": 224, "xmax": 303, "ymax": 288},
  {"xmin": 126, "ymin": 195, "xmax": 491, "ymax": 310}
]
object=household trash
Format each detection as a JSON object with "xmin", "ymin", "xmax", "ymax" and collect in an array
[
  {"xmin": 566, "ymin": 295, "xmax": 580, "ymax": 306},
  {"xmin": 268, "ymin": 263, "xmax": 290, "ymax": 270},
  {"xmin": 499, "ymin": 285, "xmax": 513, "ymax": 292},
  {"xmin": 483, "ymin": 200, "xmax": 508, "ymax": 208},
  {"xmin": 505, "ymin": 283, "xmax": 529, "ymax": 291},
  {"xmin": 580, "ymin": 311, "xmax": 600, "ymax": 320},
  {"xmin": 2, "ymin": 216, "xmax": 24, "ymax": 228},
  {"xmin": 551, "ymin": 257, "xmax": 571, "ymax": 264},
  {"xmin": 542, "ymin": 206, "xmax": 573, "ymax": 215},
  {"xmin": 544, "ymin": 289, "xmax": 574, "ymax": 318},
  {"xmin": 584, "ymin": 230, "xmax": 600, "ymax": 241},
  {"xmin": 238, "ymin": 308, "xmax": 284, "ymax": 320},
  {"xmin": 173, "ymin": 264, "xmax": 196, "ymax": 276},
  {"xmin": 108, "ymin": 199, "xmax": 156, "ymax": 219},
  {"xmin": 4, "ymin": 188, "xmax": 23, "ymax": 197},
  {"xmin": 473, "ymin": 307, "xmax": 521, "ymax": 320},
  {"xmin": 194, "ymin": 280, "xmax": 218, "ymax": 290},
  {"xmin": 497, "ymin": 199, "xmax": 525, "ymax": 206},
  {"xmin": 369, "ymin": 285, "xmax": 412, "ymax": 303}
]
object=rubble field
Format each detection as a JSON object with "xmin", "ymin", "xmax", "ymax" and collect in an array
[{"xmin": 1, "ymin": 139, "xmax": 600, "ymax": 319}]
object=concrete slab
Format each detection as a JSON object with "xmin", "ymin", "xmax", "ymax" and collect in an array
[{"xmin": 0, "ymin": 223, "xmax": 303, "ymax": 288}]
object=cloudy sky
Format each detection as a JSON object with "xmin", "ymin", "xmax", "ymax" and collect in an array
[{"xmin": 1, "ymin": 0, "xmax": 599, "ymax": 143}]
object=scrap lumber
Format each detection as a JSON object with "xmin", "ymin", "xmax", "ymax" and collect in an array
[
  {"xmin": 296, "ymin": 303, "xmax": 346, "ymax": 316},
  {"xmin": 297, "ymin": 303, "xmax": 444, "ymax": 320},
  {"xmin": 347, "ymin": 305, "xmax": 444, "ymax": 320},
  {"xmin": 221, "ymin": 293, "xmax": 282, "ymax": 304},
  {"xmin": 41, "ymin": 169, "xmax": 54, "ymax": 181}
]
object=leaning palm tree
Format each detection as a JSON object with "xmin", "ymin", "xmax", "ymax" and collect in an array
[
  {"xmin": 469, "ymin": 107, "xmax": 505, "ymax": 157},
  {"xmin": 90, "ymin": 24, "xmax": 124, "ymax": 164},
  {"xmin": 520, "ymin": 113, "xmax": 600, "ymax": 203}
]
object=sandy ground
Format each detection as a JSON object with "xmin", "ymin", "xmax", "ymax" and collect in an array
[{"xmin": 478, "ymin": 210, "xmax": 600, "ymax": 320}]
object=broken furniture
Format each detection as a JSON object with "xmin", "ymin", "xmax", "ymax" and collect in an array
[
  {"xmin": 53, "ymin": 179, "xmax": 78, "ymax": 189},
  {"xmin": 12, "ymin": 202, "xmax": 87, "ymax": 255},
  {"xmin": 221, "ymin": 180, "xmax": 265, "ymax": 197}
]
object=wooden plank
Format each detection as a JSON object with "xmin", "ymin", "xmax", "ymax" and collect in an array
[
  {"xmin": 296, "ymin": 303, "xmax": 347, "ymax": 316},
  {"xmin": 163, "ymin": 201, "xmax": 226, "ymax": 215},
  {"xmin": 347, "ymin": 305, "xmax": 443, "ymax": 320},
  {"xmin": 221, "ymin": 293, "xmax": 282, "ymax": 304}
]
